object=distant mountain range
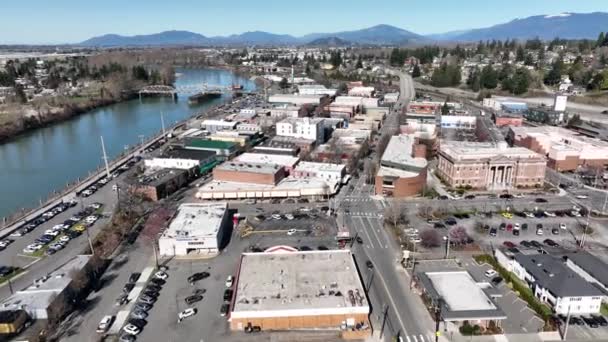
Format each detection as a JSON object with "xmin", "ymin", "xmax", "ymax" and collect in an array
[{"xmin": 79, "ymin": 12, "xmax": 608, "ymax": 47}]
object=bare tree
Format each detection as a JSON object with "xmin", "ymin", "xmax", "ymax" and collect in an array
[
  {"xmin": 449, "ymin": 226, "xmax": 470, "ymax": 246},
  {"xmin": 420, "ymin": 229, "xmax": 441, "ymax": 248},
  {"xmin": 384, "ymin": 201, "xmax": 404, "ymax": 227}
]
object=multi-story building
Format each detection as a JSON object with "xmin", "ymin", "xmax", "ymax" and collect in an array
[
  {"xmin": 436, "ymin": 141, "xmax": 546, "ymax": 190},
  {"xmin": 276, "ymin": 117, "xmax": 324, "ymax": 143},
  {"xmin": 213, "ymin": 161, "xmax": 286, "ymax": 186},
  {"xmin": 293, "ymin": 161, "xmax": 346, "ymax": 187},
  {"xmin": 524, "ymin": 107, "xmax": 567, "ymax": 126},
  {"xmin": 375, "ymin": 135, "xmax": 428, "ymax": 197},
  {"xmin": 508, "ymin": 126, "xmax": 608, "ymax": 171}
]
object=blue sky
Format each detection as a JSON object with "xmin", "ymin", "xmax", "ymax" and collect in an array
[{"xmin": 1, "ymin": 0, "xmax": 607, "ymax": 44}]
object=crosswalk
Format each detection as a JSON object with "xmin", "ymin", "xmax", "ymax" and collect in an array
[
  {"xmin": 400, "ymin": 334, "xmax": 434, "ymax": 342},
  {"xmin": 349, "ymin": 212, "xmax": 384, "ymax": 218}
]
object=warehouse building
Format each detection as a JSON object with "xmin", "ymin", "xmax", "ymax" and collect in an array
[
  {"xmin": 127, "ymin": 168, "xmax": 191, "ymax": 201},
  {"xmin": 158, "ymin": 203, "xmax": 230, "ymax": 257},
  {"xmin": 233, "ymin": 153, "xmax": 300, "ymax": 174},
  {"xmin": 144, "ymin": 147, "xmax": 217, "ymax": 173},
  {"xmin": 184, "ymin": 138, "xmax": 238, "ymax": 159},
  {"xmin": 0, "ymin": 255, "xmax": 92, "ymax": 320},
  {"xmin": 213, "ymin": 161, "xmax": 287, "ymax": 185},
  {"xmin": 229, "ymin": 249, "xmax": 370, "ymax": 337},
  {"xmin": 196, "ymin": 176, "xmax": 337, "ymax": 200},
  {"xmin": 268, "ymin": 94, "xmax": 326, "ymax": 106}
]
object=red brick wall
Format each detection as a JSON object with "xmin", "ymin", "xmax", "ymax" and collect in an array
[
  {"xmin": 495, "ymin": 117, "xmax": 523, "ymax": 127},
  {"xmin": 375, "ymin": 168, "xmax": 427, "ymax": 197},
  {"xmin": 213, "ymin": 168, "xmax": 285, "ymax": 185}
]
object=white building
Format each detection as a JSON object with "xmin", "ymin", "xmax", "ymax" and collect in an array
[
  {"xmin": 276, "ymin": 117, "xmax": 324, "ymax": 143},
  {"xmin": 234, "ymin": 153, "xmax": 300, "ymax": 173},
  {"xmin": 440, "ymin": 115, "xmax": 477, "ymax": 129},
  {"xmin": 268, "ymin": 94, "xmax": 325, "ymax": 106},
  {"xmin": 158, "ymin": 203, "xmax": 230, "ymax": 257},
  {"xmin": 496, "ymin": 250, "xmax": 603, "ymax": 315},
  {"xmin": 293, "ymin": 161, "xmax": 346, "ymax": 186},
  {"xmin": 270, "ymin": 106, "xmax": 302, "ymax": 118},
  {"xmin": 298, "ymin": 84, "xmax": 337, "ymax": 96},
  {"xmin": 348, "ymin": 86, "xmax": 375, "ymax": 97},
  {"xmin": 383, "ymin": 92, "xmax": 400, "ymax": 104},
  {"xmin": 201, "ymin": 119, "xmax": 239, "ymax": 133}
]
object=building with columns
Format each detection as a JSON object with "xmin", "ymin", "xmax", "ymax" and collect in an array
[{"xmin": 436, "ymin": 141, "xmax": 546, "ymax": 190}]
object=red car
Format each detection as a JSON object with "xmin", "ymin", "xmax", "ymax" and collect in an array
[
  {"xmin": 503, "ymin": 241, "xmax": 516, "ymax": 248},
  {"xmin": 506, "ymin": 224, "xmax": 513, "ymax": 232}
]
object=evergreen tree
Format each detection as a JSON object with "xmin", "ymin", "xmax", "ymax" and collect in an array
[
  {"xmin": 479, "ymin": 65, "xmax": 498, "ymax": 89},
  {"xmin": 278, "ymin": 77, "xmax": 289, "ymax": 89},
  {"xmin": 355, "ymin": 56, "xmax": 363, "ymax": 69},
  {"xmin": 441, "ymin": 101, "xmax": 450, "ymax": 115},
  {"xmin": 524, "ymin": 53, "xmax": 534, "ymax": 66},
  {"xmin": 412, "ymin": 64, "xmax": 421, "ymax": 78},
  {"xmin": 544, "ymin": 59, "xmax": 565, "ymax": 86},
  {"xmin": 515, "ymin": 46, "xmax": 525, "ymax": 62},
  {"xmin": 511, "ymin": 68, "xmax": 531, "ymax": 95},
  {"xmin": 466, "ymin": 67, "xmax": 481, "ymax": 92},
  {"xmin": 597, "ymin": 32, "xmax": 606, "ymax": 48}
]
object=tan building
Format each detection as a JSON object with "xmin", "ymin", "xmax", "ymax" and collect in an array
[
  {"xmin": 508, "ymin": 126, "xmax": 608, "ymax": 171},
  {"xmin": 375, "ymin": 134, "xmax": 428, "ymax": 197},
  {"xmin": 213, "ymin": 161, "xmax": 286, "ymax": 185},
  {"xmin": 229, "ymin": 249, "xmax": 370, "ymax": 337},
  {"xmin": 436, "ymin": 141, "xmax": 546, "ymax": 190}
]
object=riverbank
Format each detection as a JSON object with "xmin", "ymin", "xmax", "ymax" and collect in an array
[{"xmin": 0, "ymin": 92, "xmax": 140, "ymax": 143}]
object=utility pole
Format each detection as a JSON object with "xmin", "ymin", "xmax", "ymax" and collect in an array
[
  {"xmin": 409, "ymin": 241, "xmax": 418, "ymax": 289},
  {"xmin": 100, "ymin": 136, "xmax": 111, "ymax": 179},
  {"xmin": 444, "ymin": 234, "xmax": 451, "ymax": 259},
  {"xmin": 580, "ymin": 209, "xmax": 591, "ymax": 248},
  {"xmin": 435, "ymin": 298, "xmax": 443, "ymax": 342},
  {"xmin": 160, "ymin": 111, "xmax": 166, "ymax": 138}
]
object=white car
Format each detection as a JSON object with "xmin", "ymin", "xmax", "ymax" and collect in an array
[
  {"xmin": 96, "ymin": 315, "xmax": 114, "ymax": 333},
  {"xmin": 122, "ymin": 324, "xmax": 141, "ymax": 335},
  {"xmin": 524, "ymin": 212, "xmax": 535, "ymax": 218},
  {"xmin": 178, "ymin": 308, "xmax": 197, "ymax": 321},
  {"xmin": 0, "ymin": 240, "xmax": 11, "ymax": 248},
  {"xmin": 44, "ymin": 230, "xmax": 60, "ymax": 237},
  {"xmin": 514, "ymin": 223, "xmax": 521, "ymax": 230},
  {"xmin": 23, "ymin": 247, "xmax": 37, "ymax": 254},
  {"xmin": 286, "ymin": 229, "xmax": 297, "ymax": 236},
  {"xmin": 27, "ymin": 243, "xmax": 43, "ymax": 250},
  {"xmin": 225, "ymin": 275, "xmax": 234, "ymax": 288},
  {"xmin": 154, "ymin": 271, "xmax": 168, "ymax": 280},
  {"xmin": 10, "ymin": 230, "xmax": 24, "ymax": 237},
  {"xmin": 285, "ymin": 214, "xmax": 294, "ymax": 220},
  {"xmin": 271, "ymin": 214, "xmax": 282, "ymax": 220},
  {"xmin": 52, "ymin": 224, "xmax": 66, "ymax": 231},
  {"xmin": 536, "ymin": 228, "xmax": 544, "ymax": 236},
  {"xmin": 112, "ymin": 184, "xmax": 119, "ymax": 191},
  {"xmin": 85, "ymin": 216, "xmax": 98, "ymax": 224},
  {"xmin": 543, "ymin": 211, "xmax": 556, "ymax": 217},
  {"xmin": 576, "ymin": 195, "xmax": 589, "ymax": 199},
  {"xmin": 49, "ymin": 243, "xmax": 64, "ymax": 251},
  {"xmin": 571, "ymin": 211, "xmax": 582, "ymax": 217},
  {"xmin": 560, "ymin": 223, "xmax": 567, "ymax": 230},
  {"xmin": 89, "ymin": 203, "xmax": 103, "ymax": 210},
  {"xmin": 485, "ymin": 269, "xmax": 497, "ymax": 278},
  {"xmin": 59, "ymin": 235, "xmax": 71, "ymax": 243}
]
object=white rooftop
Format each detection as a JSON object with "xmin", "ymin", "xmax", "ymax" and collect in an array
[
  {"xmin": 381, "ymin": 135, "xmax": 428, "ymax": 169},
  {"xmin": 440, "ymin": 141, "xmax": 543, "ymax": 161},
  {"xmin": 160, "ymin": 203, "xmax": 228, "ymax": 240},
  {"xmin": 232, "ymin": 250, "xmax": 369, "ymax": 318},
  {"xmin": 216, "ymin": 161, "xmax": 283, "ymax": 174},
  {"xmin": 202, "ymin": 119, "xmax": 238, "ymax": 127},
  {"xmin": 196, "ymin": 176, "xmax": 336, "ymax": 199},
  {"xmin": 426, "ymin": 271, "xmax": 497, "ymax": 312},
  {"xmin": 234, "ymin": 153, "xmax": 300, "ymax": 168},
  {"xmin": 295, "ymin": 161, "xmax": 345, "ymax": 174}
]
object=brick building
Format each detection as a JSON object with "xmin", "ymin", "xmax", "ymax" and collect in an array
[
  {"xmin": 436, "ymin": 141, "xmax": 546, "ymax": 190},
  {"xmin": 375, "ymin": 135, "xmax": 428, "ymax": 197},
  {"xmin": 508, "ymin": 126, "xmax": 608, "ymax": 171},
  {"xmin": 213, "ymin": 162, "xmax": 286, "ymax": 185}
]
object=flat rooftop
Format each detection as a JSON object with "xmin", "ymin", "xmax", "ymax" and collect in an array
[
  {"xmin": 0, "ymin": 255, "xmax": 90, "ymax": 313},
  {"xmin": 129, "ymin": 168, "xmax": 187, "ymax": 187},
  {"xmin": 160, "ymin": 203, "xmax": 228, "ymax": 240},
  {"xmin": 232, "ymin": 250, "xmax": 369, "ymax": 318},
  {"xmin": 295, "ymin": 161, "xmax": 345, "ymax": 174},
  {"xmin": 440, "ymin": 141, "xmax": 543, "ymax": 161},
  {"xmin": 381, "ymin": 135, "xmax": 427, "ymax": 170},
  {"xmin": 216, "ymin": 161, "xmax": 282, "ymax": 174},
  {"xmin": 162, "ymin": 147, "xmax": 216, "ymax": 161},
  {"xmin": 234, "ymin": 153, "xmax": 300, "ymax": 168},
  {"xmin": 196, "ymin": 176, "xmax": 336, "ymax": 199},
  {"xmin": 426, "ymin": 272, "xmax": 496, "ymax": 311}
]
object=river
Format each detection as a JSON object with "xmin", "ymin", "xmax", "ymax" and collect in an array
[{"xmin": 0, "ymin": 68, "xmax": 256, "ymax": 219}]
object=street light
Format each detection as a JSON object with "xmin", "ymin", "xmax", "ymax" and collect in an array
[{"xmin": 443, "ymin": 235, "xmax": 450, "ymax": 259}]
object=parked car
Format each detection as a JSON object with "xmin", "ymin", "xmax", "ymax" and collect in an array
[
  {"xmin": 96, "ymin": 315, "xmax": 114, "ymax": 333},
  {"xmin": 133, "ymin": 303, "xmax": 152, "ymax": 312},
  {"xmin": 223, "ymin": 289, "xmax": 234, "ymax": 301},
  {"xmin": 129, "ymin": 273, "xmax": 141, "ymax": 283},
  {"xmin": 188, "ymin": 272, "xmax": 210, "ymax": 284},
  {"xmin": 503, "ymin": 241, "xmax": 516, "ymax": 248},
  {"xmin": 491, "ymin": 277, "xmax": 503, "ymax": 285},
  {"xmin": 122, "ymin": 324, "xmax": 141, "ymax": 335},
  {"xmin": 178, "ymin": 308, "xmax": 197, "ymax": 322},
  {"xmin": 130, "ymin": 310, "xmax": 148, "ymax": 320},
  {"xmin": 154, "ymin": 271, "xmax": 168, "ymax": 280},
  {"xmin": 225, "ymin": 275, "xmax": 234, "ymax": 288},
  {"xmin": 115, "ymin": 294, "xmax": 129, "ymax": 306},
  {"xmin": 484, "ymin": 269, "xmax": 498, "ymax": 278},
  {"xmin": 582, "ymin": 316, "xmax": 599, "ymax": 328},
  {"xmin": 535, "ymin": 198, "xmax": 548, "ymax": 203},
  {"xmin": 366, "ymin": 260, "xmax": 374, "ymax": 269},
  {"xmin": 185, "ymin": 295, "xmax": 203, "ymax": 305},
  {"xmin": 489, "ymin": 228, "xmax": 497, "ymax": 237},
  {"xmin": 123, "ymin": 283, "xmax": 135, "ymax": 293},
  {"xmin": 220, "ymin": 303, "xmax": 230, "ymax": 316}
]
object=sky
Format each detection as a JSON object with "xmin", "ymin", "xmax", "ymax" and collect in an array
[{"xmin": 1, "ymin": 0, "xmax": 607, "ymax": 44}]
